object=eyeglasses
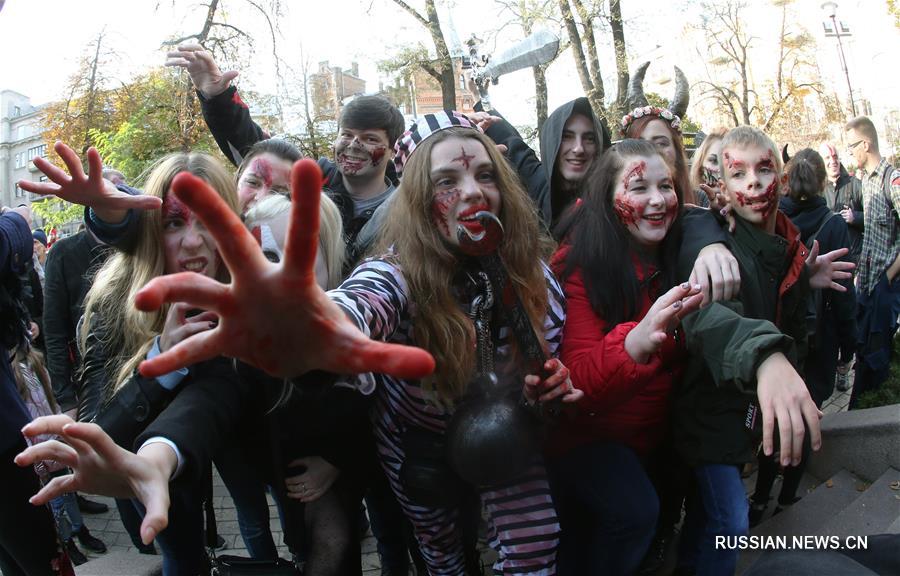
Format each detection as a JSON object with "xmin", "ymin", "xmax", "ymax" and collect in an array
[{"xmin": 847, "ymin": 140, "xmax": 865, "ymax": 152}]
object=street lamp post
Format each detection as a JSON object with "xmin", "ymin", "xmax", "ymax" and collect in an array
[{"xmin": 821, "ymin": 1, "xmax": 857, "ymax": 117}]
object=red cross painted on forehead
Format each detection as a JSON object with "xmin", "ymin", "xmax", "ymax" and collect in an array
[{"xmin": 452, "ymin": 146, "xmax": 477, "ymax": 169}]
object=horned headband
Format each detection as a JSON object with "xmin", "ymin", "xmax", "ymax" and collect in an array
[{"xmin": 621, "ymin": 61, "xmax": 690, "ymax": 135}]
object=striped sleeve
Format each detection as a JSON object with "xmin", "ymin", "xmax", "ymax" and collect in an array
[
  {"xmin": 542, "ymin": 262, "xmax": 566, "ymax": 358},
  {"xmin": 329, "ymin": 258, "xmax": 412, "ymax": 395}
]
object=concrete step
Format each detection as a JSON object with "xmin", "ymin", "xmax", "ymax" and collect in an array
[
  {"xmin": 816, "ymin": 467, "xmax": 900, "ymax": 538},
  {"xmin": 737, "ymin": 469, "xmax": 864, "ymax": 573},
  {"xmin": 74, "ymin": 550, "xmax": 162, "ymax": 576}
]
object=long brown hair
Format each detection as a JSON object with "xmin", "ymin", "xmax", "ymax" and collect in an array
[
  {"xmin": 626, "ymin": 115, "xmax": 695, "ymax": 205},
  {"xmin": 13, "ymin": 345, "xmax": 59, "ymax": 414},
  {"xmin": 376, "ymin": 127, "xmax": 552, "ymax": 402}
]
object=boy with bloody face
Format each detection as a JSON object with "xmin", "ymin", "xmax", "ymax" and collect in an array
[
  {"xmin": 165, "ymin": 44, "xmax": 404, "ymax": 268},
  {"xmin": 672, "ymin": 127, "xmax": 823, "ymax": 576}
]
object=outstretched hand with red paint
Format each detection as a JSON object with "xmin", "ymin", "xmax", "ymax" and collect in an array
[{"xmin": 135, "ymin": 159, "xmax": 436, "ymax": 381}]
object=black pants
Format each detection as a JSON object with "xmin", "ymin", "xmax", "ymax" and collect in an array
[{"xmin": 0, "ymin": 439, "xmax": 68, "ymax": 576}]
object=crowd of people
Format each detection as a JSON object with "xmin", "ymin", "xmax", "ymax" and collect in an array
[{"xmin": 2, "ymin": 40, "xmax": 898, "ymax": 576}]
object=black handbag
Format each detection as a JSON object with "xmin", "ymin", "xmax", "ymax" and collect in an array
[{"xmin": 204, "ymin": 473, "xmax": 301, "ymax": 575}]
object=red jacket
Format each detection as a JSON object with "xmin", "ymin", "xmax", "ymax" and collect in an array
[{"xmin": 549, "ymin": 248, "xmax": 684, "ymax": 458}]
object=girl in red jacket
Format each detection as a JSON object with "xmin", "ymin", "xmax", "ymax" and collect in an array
[{"xmin": 548, "ymin": 139, "xmax": 703, "ymax": 576}]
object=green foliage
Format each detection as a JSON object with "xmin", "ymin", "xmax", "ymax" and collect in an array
[
  {"xmin": 30, "ymin": 198, "xmax": 83, "ymax": 232},
  {"xmin": 856, "ymin": 336, "xmax": 900, "ymax": 409},
  {"xmin": 87, "ymin": 68, "xmax": 223, "ymax": 183}
]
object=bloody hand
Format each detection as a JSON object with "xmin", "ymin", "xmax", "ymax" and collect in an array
[
  {"xmin": 135, "ymin": 159, "xmax": 436, "ymax": 380},
  {"xmin": 523, "ymin": 358, "xmax": 583, "ymax": 405}
]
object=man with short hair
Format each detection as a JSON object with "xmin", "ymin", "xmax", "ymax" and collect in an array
[
  {"xmin": 819, "ymin": 143, "xmax": 864, "ymax": 264},
  {"xmin": 843, "ymin": 116, "xmax": 900, "ymax": 408},
  {"xmin": 165, "ymin": 44, "xmax": 405, "ymax": 269}
]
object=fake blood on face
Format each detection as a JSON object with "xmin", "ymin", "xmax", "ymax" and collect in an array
[
  {"xmin": 370, "ymin": 146, "xmax": 387, "ymax": 167},
  {"xmin": 251, "ymin": 158, "xmax": 273, "ymax": 188},
  {"xmin": 432, "ymin": 188, "xmax": 461, "ymax": 237},
  {"xmin": 614, "ymin": 195, "xmax": 640, "ymax": 227},
  {"xmin": 163, "ymin": 193, "xmax": 194, "ymax": 225},
  {"xmin": 452, "ymin": 147, "xmax": 477, "ymax": 170}
]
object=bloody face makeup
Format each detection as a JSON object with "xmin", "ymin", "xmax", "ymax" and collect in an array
[
  {"xmin": 613, "ymin": 155, "xmax": 678, "ymax": 248},
  {"xmin": 333, "ymin": 127, "xmax": 391, "ymax": 179},
  {"xmin": 556, "ymin": 113, "xmax": 597, "ymax": 186},
  {"xmin": 237, "ymin": 153, "xmax": 293, "ymax": 212},
  {"xmin": 429, "ymin": 137, "xmax": 502, "ymax": 246},
  {"xmin": 162, "ymin": 189, "xmax": 220, "ymax": 278},
  {"xmin": 702, "ymin": 138, "xmax": 724, "ymax": 180},
  {"xmin": 721, "ymin": 146, "xmax": 780, "ymax": 227}
]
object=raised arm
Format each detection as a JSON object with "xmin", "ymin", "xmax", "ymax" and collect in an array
[
  {"xmin": 166, "ymin": 43, "xmax": 266, "ymax": 166},
  {"xmin": 135, "ymin": 159, "xmax": 435, "ymax": 380},
  {"xmin": 18, "ymin": 142, "xmax": 160, "ymax": 223}
]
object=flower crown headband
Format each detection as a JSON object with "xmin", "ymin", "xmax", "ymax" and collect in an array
[
  {"xmin": 621, "ymin": 61, "xmax": 689, "ymax": 137},
  {"xmin": 621, "ymin": 106, "xmax": 682, "ymax": 135}
]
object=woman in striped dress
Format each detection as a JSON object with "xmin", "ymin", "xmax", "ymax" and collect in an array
[{"xmin": 322, "ymin": 114, "xmax": 578, "ymax": 574}]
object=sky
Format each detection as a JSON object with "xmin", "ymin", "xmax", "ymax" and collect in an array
[{"xmin": 0, "ymin": 0, "xmax": 897, "ymax": 134}]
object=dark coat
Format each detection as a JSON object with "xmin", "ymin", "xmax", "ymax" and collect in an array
[
  {"xmin": 780, "ymin": 196, "xmax": 857, "ymax": 405},
  {"xmin": 0, "ymin": 211, "xmax": 36, "ymax": 453},
  {"xmin": 823, "ymin": 166, "xmax": 864, "ymax": 264},
  {"xmin": 42, "ymin": 231, "xmax": 110, "ymax": 411},
  {"xmin": 674, "ymin": 212, "xmax": 810, "ymax": 466}
]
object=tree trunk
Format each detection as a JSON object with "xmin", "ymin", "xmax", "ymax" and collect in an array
[
  {"xmin": 533, "ymin": 64, "xmax": 549, "ymax": 128},
  {"xmin": 558, "ymin": 0, "xmax": 605, "ymax": 117},
  {"xmin": 609, "ymin": 0, "xmax": 629, "ymax": 118},
  {"xmin": 82, "ymin": 31, "xmax": 104, "ymax": 156},
  {"xmin": 424, "ymin": 0, "xmax": 456, "ymax": 110}
]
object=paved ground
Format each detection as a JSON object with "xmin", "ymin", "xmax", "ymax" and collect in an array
[{"xmin": 49, "ymin": 376, "xmax": 857, "ymax": 573}]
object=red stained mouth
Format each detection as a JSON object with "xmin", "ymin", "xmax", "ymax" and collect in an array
[{"xmin": 458, "ymin": 204, "xmax": 491, "ymax": 220}]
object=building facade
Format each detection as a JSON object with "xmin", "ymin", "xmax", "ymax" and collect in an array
[
  {"xmin": 0, "ymin": 90, "xmax": 47, "ymax": 210},
  {"xmin": 310, "ymin": 61, "xmax": 367, "ymax": 121}
]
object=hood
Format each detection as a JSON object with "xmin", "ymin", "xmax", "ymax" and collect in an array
[
  {"xmin": 779, "ymin": 196, "xmax": 831, "ymax": 244},
  {"xmin": 539, "ymin": 97, "xmax": 608, "ymax": 184}
]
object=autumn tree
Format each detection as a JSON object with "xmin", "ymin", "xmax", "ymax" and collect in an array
[
  {"xmin": 695, "ymin": 0, "xmax": 837, "ymax": 147},
  {"xmin": 695, "ymin": 1, "xmax": 754, "ymax": 126},
  {"xmin": 160, "ymin": 0, "xmax": 285, "ymax": 148},
  {"xmin": 383, "ymin": 0, "xmax": 458, "ymax": 110},
  {"xmin": 556, "ymin": 0, "xmax": 631, "ymax": 124},
  {"xmin": 89, "ymin": 68, "xmax": 225, "ymax": 180},
  {"xmin": 41, "ymin": 30, "xmax": 119, "ymax": 157},
  {"xmin": 558, "ymin": 0, "xmax": 605, "ymax": 118},
  {"xmin": 36, "ymin": 30, "xmax": 120, "ymax": 229}
]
